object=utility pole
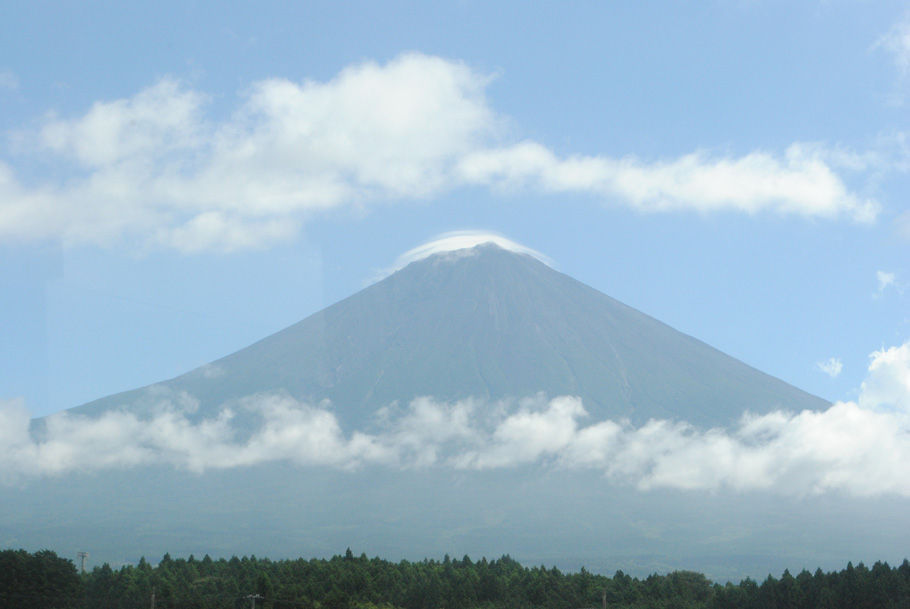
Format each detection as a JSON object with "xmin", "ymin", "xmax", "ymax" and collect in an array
[
  {"xmin": 151, "ymin": 586, "xmax": 156, "ymax": 609},
  {"xmin": 602, "ymin": 587, "xmax": 606, "ymax": 609},
  {"xmin": 245, "ymin": 593, "xmax": 263, "ymax": 609},
  {"xmin": 77, "ymin": 551, "xmax": 89, "ymax": 575}
]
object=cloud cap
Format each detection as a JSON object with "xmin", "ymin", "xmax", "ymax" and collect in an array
[{"xmin": 388, "ymin": 230, "xmax": 554, "ymax": 275}]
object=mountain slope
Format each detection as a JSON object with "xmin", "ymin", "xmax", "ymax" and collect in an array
[{"xmin": 71, "ymin": 243, "xmax": 826, "ymax": 427}]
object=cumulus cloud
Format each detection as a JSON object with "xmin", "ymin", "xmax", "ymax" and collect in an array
[
  {"xmin": 3, "ymin": 341, "xmax": 910, "ymax": 496},
  {"xmin": 1, "ymin": 54, "xmax": 494, "ymax": 251},
  {"xmin": 39, "ymin": 78, "xmax": 206, "ymax": 168},
  {"xmin": 858, "ymin": 342, "xmax": 910, "ymax": 412},
  {"xmin": 0, "ymin": 54, "xmax": 880, "ymax": 252},
  {"xmin": 0, "ymin": 394, "xmax": 378, "ymax": 480},
  {"xmin": 817, "ymin": 357, "xmax": 843, "ymax": 378},
  {"xmin": 454, "ymin": 396, "xmax": 586, "ymax": 469}
]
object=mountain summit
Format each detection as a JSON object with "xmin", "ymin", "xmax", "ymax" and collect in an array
[{"xmin": 73, "ymin": 240, "xmax": 826, "ymax": 427}]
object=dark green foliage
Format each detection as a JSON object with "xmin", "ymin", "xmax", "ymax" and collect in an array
[
  {"xmin": 5, "ymin": 547, "xmax": 910, "ymax": 609},
  {"xmin": 0, "ymin": 548, "xmax": 83, "ymax": 609}
]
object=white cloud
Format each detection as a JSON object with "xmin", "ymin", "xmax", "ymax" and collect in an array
[
  {"xmin": 373, "ymin": 396, "xmax": 479, "ymax": 467},
  {"xmin": 817, "ymin": 357, "xmax": 843, "ymax": 378},
  {"xmin": 876, "ymin": 270, "xmax": 897, "ymax": 297},
  {"xmin": 155, "ymin": 211, "xmax": 298, "ymax": 253},
  {"xmin": 4, "ymin": 339, "xmax": 910, "ymax": 495},
  {"xmin": 858, "ymin": 342, "xmax": 910, "ymax": 412},
  {"xmin": 878, "ymin": 270, "xmax": 896, "ymax": 291},
  {"xmin": 454, "ymin": 396, "xmax": 586, "ymax": 468},
  {"xmin": 597, "ymin": 403, "xmax": 910, "ymax": 495},
  {"xmin": 0, "ymin": 54, "xmax": 881, "ymax": 252},
  {"xmin": 39, "ymin": 78, "xmax": 205, "ymax": 168},
  {"xmin": 225, "ymin": 394, "xmax": 392, "ymax": 470},
  {"xmin": 378, "ymin": 230, "xmax": 554, "ymax": 279},
  {"xmin": 877, "ymin": 14, "xmax": 910, "ymax": 75},
  {"xmin": 456, "ymin": 142, "xmax": 879, "ymax": 222},
  {"xmin": 0, "ymin": 54, "xmax": 496, "ymax": 251}
]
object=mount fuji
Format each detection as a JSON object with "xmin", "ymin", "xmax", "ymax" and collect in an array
[{"xmin": 9, "ymin": 236, "xmax": 906, "ymax": 582}]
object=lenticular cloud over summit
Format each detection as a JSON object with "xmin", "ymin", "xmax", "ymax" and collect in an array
[{"xmin": 386, "ymin": 231, "xmax": 554, "ymax": 275}]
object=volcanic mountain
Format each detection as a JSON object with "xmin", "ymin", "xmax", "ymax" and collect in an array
[
  {"xmin": 70, "ymin": 241, "xmax": 826, "ymax": 427},
  {"xmin": 10, "ymin": 239, "xmax": 869, "ymax": 581}
]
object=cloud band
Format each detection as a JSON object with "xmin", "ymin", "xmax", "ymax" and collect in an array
[
  {"xmin": 0, "ymin": 54, "xmax": 879, "ymax": 252},
  {"xmin": 3, "ymin": 341, "xmax": 909, "ymax": 497}
]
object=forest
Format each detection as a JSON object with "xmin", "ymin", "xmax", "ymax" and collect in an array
[{"xmin": 3, "ymin": 547, "xmax": 910, "ymax": 609}]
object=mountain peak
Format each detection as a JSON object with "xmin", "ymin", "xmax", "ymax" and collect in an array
[{"xmin": 385, "ymin": 231, "xmax": 554, "ymax": 277}]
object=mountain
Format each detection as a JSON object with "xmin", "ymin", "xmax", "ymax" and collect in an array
[
  {"xmin": 14, "ymin": 241, "xmax": 898, "ymax": 582},
  {"xmin": 69, "ymin": 243, "xmax": 826, "ymax": 428}
]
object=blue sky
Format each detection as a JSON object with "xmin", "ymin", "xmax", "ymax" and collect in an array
[{"xmin": 1, "ymin": 1, "xmax": 909, "ymax": 420}]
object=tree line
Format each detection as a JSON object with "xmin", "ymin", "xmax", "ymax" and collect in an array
[{"xmin": 3, "ymin": 547, "xmax": 910, "ymax": 609}]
